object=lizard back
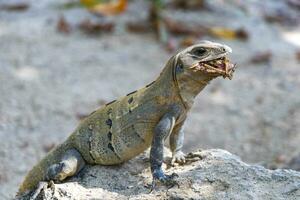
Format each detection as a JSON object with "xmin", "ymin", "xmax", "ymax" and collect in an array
[{"xmin": 71, "ymin": 81, "xmax": 178, "ymax": 165}]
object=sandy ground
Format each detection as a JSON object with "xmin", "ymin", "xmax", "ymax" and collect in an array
[{"xmin": 0, "ymin": 0, "xmax": 300, "ymax": 199}]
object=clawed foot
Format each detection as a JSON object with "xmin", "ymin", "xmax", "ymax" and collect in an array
[
  {"xmin": 171, "ymin": 151, "xmax": 186, "ymax": 166},
  {"xmin": 185, "ymin": 151, "xmax": 204, "ymax": 162},
  {"xmin": 170, "ymin": 151, "xmax": 203, "ymax": 166},
  {"xmin": 30, "ymin": 181, "xmax": 54, "ymax": 200},
  {"xmin": 148, "ymin": 170, "xmax": 179, "ymax": 193}
]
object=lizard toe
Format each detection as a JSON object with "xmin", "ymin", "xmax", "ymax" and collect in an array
[
  {"xmin": 171, "ymin": 151, "xmax": 186, "ymax": 165},
  {"xmin": 150, "ymin": 171, "xmax": 179, "ymax": 192},
  {"xmin": 164, "ymin": 173, "xmax": 179, "ymax": 188}
]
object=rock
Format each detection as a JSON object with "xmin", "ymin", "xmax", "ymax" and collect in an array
[{"xmin": 18, "ymin": 149, "xmax": 300, "ymax": 200}]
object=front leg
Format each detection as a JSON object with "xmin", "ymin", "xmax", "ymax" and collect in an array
[
  {"xmin": 150, "ymin": 110, "xmax": 179, "ymax": 189},
  {"xmin": 169, "ymin": 122, "xmax": 186, "ymax": 165}
]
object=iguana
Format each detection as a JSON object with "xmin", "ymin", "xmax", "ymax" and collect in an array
[{"xmin": 18, "ymin": 41, "xmax": 235, "ymax": 197}]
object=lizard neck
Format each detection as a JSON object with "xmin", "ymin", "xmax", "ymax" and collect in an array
[
  {"xmin": 171, "ymin": 55, "xmax": 215, "ymax": 109},
  {"xmin": 154, "ymin": 56, "xmax": 213, "ymax": 110},
  {"xmin": 153, "ymin": 56, "xmax": 214, "ymax": 110},
  {"xmin": 175, "ymin": 74, "xmax": 213, "ymax": 109},
  {"xmin": 153, "ymin": 56, "xmax": 186, "ymax": 108}
]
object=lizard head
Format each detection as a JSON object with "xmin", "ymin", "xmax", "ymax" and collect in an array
[
  {"xmin": 175, "ymin": 41, "xmax": 236, "ymax": 80},
  {"xmin": 171, "ymin": 41, "xmax": 236, "ymax": 108}
]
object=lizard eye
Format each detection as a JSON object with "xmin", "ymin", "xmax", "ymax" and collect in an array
[
  {"xmin": 178, "ymin": 62, "xmax": 183, "ymax": 69},
  {"xmin": 192, "ymin": 47, "xmax": 207, "ymax": 57}
]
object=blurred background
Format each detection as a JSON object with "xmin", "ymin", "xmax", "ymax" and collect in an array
[{"xmin": 0, "ymin": 0, "xmax": 300, "ymax": 199}]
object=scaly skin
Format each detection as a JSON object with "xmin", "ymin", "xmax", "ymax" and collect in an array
[{"xmin": 18, "ymin": 41, "xmax": 235, "ymax": 197}]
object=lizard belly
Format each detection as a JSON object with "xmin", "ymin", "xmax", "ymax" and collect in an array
[{"xmin": 90, "ymin": 122, "xmax": 156, "ymax": 165}]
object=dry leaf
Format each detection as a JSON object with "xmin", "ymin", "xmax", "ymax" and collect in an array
[
  {"xmin": 126, "ymin": 21, "xmax": 152, "ymax": 33},
  {"xmin": 164, "ymin": 18, "xmax": 206, "ymax": 36},
  {"xmin": 81, "ymin": 0, "xmax": 127, "ymax": 16},
  {"xmin": 235, "ymin": 28, "xmax": 249, "ymax": 40},
  {"xmin": 250, "ymin": 51, "xmax": 272, "ymax": 64},
  {"xmin": 209, "ymin": 27, "xmax": 236, "ymax": 39},
  {"xmin": 0, "ymin": 3, "xmax": 29, "ymax": 11},
  {"xmin": 209, "ymin": 27, "xmax": 248, "ymax": 40},
  {"xmin": 57, "ymin": 16, "xmax": 71, "ymax": 34},
  {"xmin": 80, "ymin": 0, "xmax": 99, "ymax": 8},
  {"xmin": 79, "ymin": 19, "xmax": 114, "ymax": 34},
  {"xmin": 171, "ymin": 0, "xmax": 205, "ymax": 10},
  {"xmin": 164, "ymin": 18, "xmax": 248, "ymax": 41}
]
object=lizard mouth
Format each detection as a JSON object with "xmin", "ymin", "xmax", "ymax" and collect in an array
[{"xmin": 190, "ymin": 57, "xmax": 237, "ymax": 80}]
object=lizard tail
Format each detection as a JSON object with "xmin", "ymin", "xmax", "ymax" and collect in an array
[{"xmin": 17, "ymin": 141, "xmax": 72, "ymax": 196}]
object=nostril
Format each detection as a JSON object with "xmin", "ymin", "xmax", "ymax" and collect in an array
[{"xmin": 223, "ymin": 45, "xmax": 232, "ymax": 53}]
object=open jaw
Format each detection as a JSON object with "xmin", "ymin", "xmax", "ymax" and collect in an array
[{"xmin": 190, "ymin": 57, "xmax": 236, "ymax": 80}]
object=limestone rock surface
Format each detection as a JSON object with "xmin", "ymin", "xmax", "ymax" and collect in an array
[{"xmin": 20, "ymin": 149, "xmax": 300, "ymax": 200}]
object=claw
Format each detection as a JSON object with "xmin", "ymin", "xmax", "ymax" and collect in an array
[
  {"xmin": 30, "ymin": 181, "xmax": 50, "ymax": 200},
  {"xmin": 171, "ymin": 151, "xmax": 186, "ymax": 166},
  {"xmin": 148, "ymin": 180, "xmax": 156, "ymax": 193},
  {"xmin": 149, "ymin": 171, "xmax": 179, "ymax": 192}
]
